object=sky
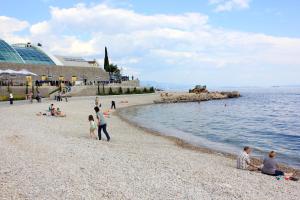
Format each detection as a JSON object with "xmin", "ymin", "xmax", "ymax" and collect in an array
[{"xmin": 0, "ymin": 0, "xmax": 300, "ymax": 87}]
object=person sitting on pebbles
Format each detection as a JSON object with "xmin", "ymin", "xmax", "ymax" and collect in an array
[
  {"xmin": 237, "ymin": 146, "xmax": 260, "ymax": 171},
  {"xmin": 55, "ymin": 107, "xmax": 66, "ymax": 117},
  {"xmin": 261, "ymin": 151, "xmax": 297, "ymax": 180}
]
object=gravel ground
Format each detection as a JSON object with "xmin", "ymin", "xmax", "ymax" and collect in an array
[{"xmin": 0, "ymin": 94, "xmax": 299, "ymax": 200}]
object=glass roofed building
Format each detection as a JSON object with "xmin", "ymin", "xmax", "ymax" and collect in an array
[
  {"xmin": 12, "ymin": 43, "xmax": 56, "ymax": 65},
  {"xmin": 0, "ymin": 38, "xmax": 110, "ymax": 85},
  {"xmin": 0, "ymin": 39, "xmax": 24, "ymax": 64},
  {"xmin": 0, "ymin": 39, "xmax": 56, "ymax": 65},
  {"xmin": 0, "ymin": 39, "xmax": 100, "ymax": 67}
]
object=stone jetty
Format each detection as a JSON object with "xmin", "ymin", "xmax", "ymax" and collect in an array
[{"xmin": 154, "ymin": 91, "xmax": 240, "ymax": 104}]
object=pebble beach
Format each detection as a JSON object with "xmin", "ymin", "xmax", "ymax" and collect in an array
[{"xmin": 0, "ymin": 94, "xmax": 299, "ymax": 200}]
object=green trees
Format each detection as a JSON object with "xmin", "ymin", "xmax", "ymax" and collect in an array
[
  {"xmin": 149, "ymin": 87, "xmax": 155, "ymax": 93},
  {"xmin": 104, "ymin": 47, "xmax": 110, "ymax": 73},
  {"xmin": 97, "ymin": 84, "xmax": 101, "ymax": 95},
  {"xmin": 96, "ymin": 87, "xmax": 155, "ymax": 95},
  {"xmin": 118, "ymin": 87, "xmax": 123, "ymax": 94},
  {"xmin": 108, "ymin": 87, "xmax": 113, "ymax": 95},
  {"xmin": 103, "ymin": 47, "xmax": 121, "ymax": 81}
]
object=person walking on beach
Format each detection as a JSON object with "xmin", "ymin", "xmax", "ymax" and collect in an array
[
  {"xmin": 29, "ymin": 91, "xmax": 33, "ymax": 103},
  {"xmin": 88, "ymin": 115, "xmax": 97, "ymax": 139},
  {"xmin": 237, "ymin": 146, "xmax": 259, "ymax": 170},
  {"xmin": 111, "ymin": 100, "xmax": 116, "ymax": 109},
  {"xmin": 261, "ymin": 151, "xmax": 293, "ymax": 178},
  {"xmin": 94, "ymin": 106, "xmax": 110, "ymax": 141},
  {"xmin": 36, "ymin": 92, "xmax": 41, "ymax": 102},
  {"xmin": 95, "ymin": 97, "xmax": 100, "ymax": 107},
  {"xmin": 9, "ymin": 93, "xmax": 14, "ymax": 105}
]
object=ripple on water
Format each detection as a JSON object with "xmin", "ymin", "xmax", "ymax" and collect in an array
[{"xmin": 119, "ymin": 87, "xmax": 300, "ymax": 168}]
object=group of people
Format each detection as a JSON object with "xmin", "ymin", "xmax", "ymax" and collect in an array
[
  {"xmin": 8, "ymin": 91, "xmax": 41, "ymax": 105},
  {"xmin": 27, "ymin": 91, "xmax": 41, "ymax": 103},
  {"xmin": 55, "ymin": 91, "xmax": 68, "ymax": 102},
  {"xmin": 48, "ymin": 104, "xmax": 66, "ymax": 117},
  {"xmin": 88, "ymin": 97, "xmax": 111, "ymax": 141},
  {"xmin": 95, "ymin": 96, "xmax": 116, "ymax": 110},
  {"xmin": 37, "ymin": 104, "xmax": 66, "ymax": 117},
  {"xmin": 237, "ymin": 146, "xmax": 297, "ymax": 180}
]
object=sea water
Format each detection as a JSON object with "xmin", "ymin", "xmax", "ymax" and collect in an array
[{"xmin": 119, "ymin": 87, "xmax": 300, "ymax": 168}]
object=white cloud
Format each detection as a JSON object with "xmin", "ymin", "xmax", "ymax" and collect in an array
[
  {"xmin": 0, "ymin": 16, "xmax": 30, "ymax": 43},
  {"xmin": 209, "ymin": 0, "xmax": 251, "ymax": 12},
  {"xmin": 30, "ymin": 21, "xmax": 50, "ymax": 35},
  {"xmin": 0, "ymin": 16, "xmax": 29, "ymax": 33},
  {"xmin": 0, "ymin": 3, "xmax": 300, "ymax": 86}
]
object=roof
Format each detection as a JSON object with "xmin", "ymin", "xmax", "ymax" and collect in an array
[{"xmin": 54, "ymin": 55, "xmax": 100, "ymax": 67}]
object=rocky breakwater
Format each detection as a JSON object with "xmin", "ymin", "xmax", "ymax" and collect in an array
[{"xmin": 154, "ymin": 91, "xmax": 240, "ymax": 104}]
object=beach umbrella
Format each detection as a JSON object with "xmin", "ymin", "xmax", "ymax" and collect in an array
[
  {"xmin": 0, "ymin": 69, "xmax": 19, "ymax": 75},
  {"xmin": 17, "ymin": 69, "xmax": 38, "ymax": 76}
]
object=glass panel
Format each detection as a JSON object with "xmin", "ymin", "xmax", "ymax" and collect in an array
[
  {"xmin": 0, "ymin": 39, "xmax": 24, "ymax": 63},
  {"xmin": 12, "ymin": 44, "xmax": 56, "ymax": 65}
]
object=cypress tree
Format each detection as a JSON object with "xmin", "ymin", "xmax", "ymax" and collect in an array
[{"xmin": 104, "ymin": 47, "xmax": 110, "ymax": 73}]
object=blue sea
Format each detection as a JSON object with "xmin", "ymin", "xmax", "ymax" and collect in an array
[{"xmin": 119, "ymin": 87, "xmax": 300, "ymax": 168}]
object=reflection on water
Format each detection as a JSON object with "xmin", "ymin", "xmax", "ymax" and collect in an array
[{"xmin": 119, "ymin": 87, "xmax": 300, "ymax": 168}]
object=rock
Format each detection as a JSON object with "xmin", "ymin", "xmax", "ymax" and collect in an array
[{"xmin": 155, "ymin": 91, "xmax": 240, "ymax": 104}]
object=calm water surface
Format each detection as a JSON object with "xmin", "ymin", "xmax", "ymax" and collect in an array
[{"xmin": 119, "ymin": 87, "xmax": 300, "ymax": 168}]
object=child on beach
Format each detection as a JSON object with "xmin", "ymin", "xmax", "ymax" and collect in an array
[
  {"xmin": 88, "ymin": 115, "xmax": 97, "ymax": 139},
  {"xmin": 95, "ymin": 97, "xmax": 101, "ymax": 107}
]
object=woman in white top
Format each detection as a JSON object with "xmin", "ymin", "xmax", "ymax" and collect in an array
[{"xmin": 9, "ymin": 93, "xmax": 14, "ymax": 105}]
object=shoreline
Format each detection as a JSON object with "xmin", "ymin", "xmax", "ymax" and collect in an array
[{"xmin": 115, "ymin": 101, "xmax": 300, "ymax": 177}]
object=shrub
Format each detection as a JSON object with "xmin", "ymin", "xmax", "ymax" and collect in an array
[
  {"xmin": 108, "ymin": 87, "xmax": 113, "ymax": 95},
  {"xmin": 126, "ymin": 88, "xmax": 131, "ymax": 94},
  {"xmin": 133, "ymin": 87, "xmax": 137, "ymax": 94},
  {"xmin": 118, "ymin": 87, "xmax": 123, "ymax": 95},
  {"xmin": 32, "ymin": 85, "xmax": 35, "ymax": 96},
  {"xmin": 7, "ymin": 85, "xmax": 11, "ymax": 93},
  {"xmin": 25, "ymin": 83, "xmax": 29, "ymax": 95},
  {"xmin": 0, "ymin": 95, "xmax": 26, "ymax": 101},
  {"xmin": 149, "ymin": 87, "xmax": 155, "ymax": 93},
  {"xmin": 143, "ymin": 87, "xmax": 148, "ymax": 93},
  {"xmin": 97, "ymin": 84, "xmax": 100, "ymax": 95},
  {"xmin": 136, "ymin": 88, "xmax": 142, "ymax": 94}
]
